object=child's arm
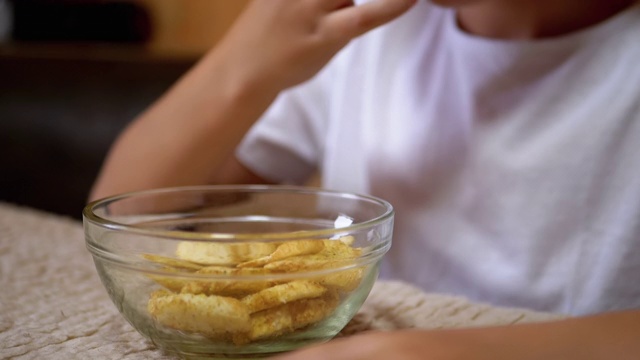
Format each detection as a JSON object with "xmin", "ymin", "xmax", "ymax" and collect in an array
[
  {"xmin": 89, "ymin": 0, "xmax": 417, "ymax": 200},
  {"xmin": 276, "ymin": 309, "xmax": 640, "ymax": 360}
]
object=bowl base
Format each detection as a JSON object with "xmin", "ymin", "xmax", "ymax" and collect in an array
[{"xmin": 156, "ymin": 339, "xmax": 329, "ymax": 360}]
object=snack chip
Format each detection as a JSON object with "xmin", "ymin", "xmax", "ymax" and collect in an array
[
  {"xmin": 144, "ymin": 236, "xmax": 365, "ymax": 344},
  {"xmin": 241, "ymin": 280, "xmax": 327, "ymax": 313},
  {"xmin": 142, "ymin": 254, "xmax": 204, "ymax": 270},
  {"xmin": 316, "ymin": 268, "xmax": 364, "ymax": 292},
  {"xmin": 233, "ymin": 290, "xmax": 340, "ymax": 345},
  {"xmin": 182, "ymin": 266, "xmax": 276, "ymax": 297},
  {"xmin": 238, "ymin": 240, "xmax": 325, "ymax": 268},
  {"xmin": 176, "ymin": 242, "xmax": 277, "ymax": 266},
  {"xmin": 148, "ymin": 291, "xmax": 251, "ymax": 338},
  {"xmin": 147, "ymin": 266, "xmax": 193, "ymax": 293}
]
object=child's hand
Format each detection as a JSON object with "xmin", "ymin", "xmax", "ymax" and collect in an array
[
  {"xmin": 274, "ymin": 311, "xmax": 640, "ymax": 360},
  {"xmin": 211, "ymin": 0, "xmax": 417, "ymax": 93}
]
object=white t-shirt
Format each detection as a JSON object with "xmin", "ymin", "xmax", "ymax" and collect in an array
[{"xmin": 237, "ymin": 2, "xmax": 640, "ymax": 315}]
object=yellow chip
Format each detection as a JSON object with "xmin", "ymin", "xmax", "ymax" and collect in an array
[
  {"xmin": 321, "ymin": 240, "xmax": 362, "ymax": 259},
  {"xmin": 263, "ymin": 254, "xmax": 331, "ymax": 272},
  {"xmin": 142, "ymin": 253, "xmax": 203, "ymax": 271},
  {"xmin": 262, "ymin": 241, "xmax": 364, "ymax": 291},
  {"xmin": 232, "ymin": 305, "xmax": 293, "ymax": 345},
  {"xmin": 238, "ymin": 240, "xmax": 324, "ymax": 268},
  {"xmin": 147, "ymin": 266, "xmax": 191, "ymax": 292},
  {"xmin": 289, "ymin": 290, "xmax": 340, "ymax": 328},
  {"xmin": 176, "ymin": 241, "xmax": 277, "ymax": 266},
  {"xmin": 316, "ymin": 267, "xmax": 364, "ymax": 292},
  {"xmin": 241, "ymin": 280, "xmax": 327, "ymax": 313},
  {"xmin": 233, "ymin": 290, "xmax": 340, "ymax": 345},
  {"xmin": 263, "ymin": 248, "xmax": 359, "ymax": 272},
  {"xmin": 181, "ymin": 266, "xmax": 276, "ymax": 298},
  {"xmin": 147, "ymin": 236, "xmax": 363, "ymax": 344},
  {"xmin": 148, "ymin": 292, "xmax": 251, "ymax": 338},
  {"xmin": 150, "ymin": 289, "xmax": 172, "ymax": 299},
  {"xmin": 319, "ymin": 240, "xmax": 363, "ymax": 290}
]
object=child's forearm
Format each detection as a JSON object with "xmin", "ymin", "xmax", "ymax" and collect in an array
[
  {"xmin": 89, "ymin": 50, "xmax": 278, "ymax": 201},
  {"xmin": 476, "ymin": 310, "xmax": 640, "ymax": 359},
  {"xmin": 275, "ymin": 310, "xmax": 640, "ymax": 360}
]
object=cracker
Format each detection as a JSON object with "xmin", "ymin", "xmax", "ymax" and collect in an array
[
  {"xmin": 263, "ymin": 254, "xmax": 331, "ymax": 272},
  {"xmin": 176, "ymin": 241, "xmax": 277, "ymax": 266},
  {"xmin": 147, "ymin": 235, "xmax": 365, "ymax": 345},
  {"xmin": 181, "ymin": 266, "xmax": 276, "ymax": 298},
  {"xmin": 316, "ymin": 267, "xmax": 364, "ymax": 292},
  {"xmin": 142, "ymin": 253, "xmax": 203, "ymax": 270},
  {"xmin": 321, "ymin": 240, "xmax": 362, "ymax": 259},
  {"xmin": 241, "ymin": 280, "xmax": 327, "ymax": 313},
  {"xmin": 233, "ymin": 290, "xmax": 340, "ymax": 344},
  {"xmin": 148, "ymin": 292, "xmax": 251, "ymax": 338},
  {"xmin": 238, "ymin": 240, "xmax": 324, "ymax": 268},
  {"xmin": 147, "ymin": 266, "xmax": 191, "ymax": 292},
  {"xmin": 289, "ymin": 290, "xmax": 340, "ymax": 328}
]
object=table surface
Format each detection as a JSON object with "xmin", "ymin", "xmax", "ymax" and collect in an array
[{"xmin": 0, "ymin": 202, "xmax": 562, "ymax": 359}]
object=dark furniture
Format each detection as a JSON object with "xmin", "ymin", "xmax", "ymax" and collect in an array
[{"xmin": 0, "ymin": 47, "xmax": 195, "ymax": 219}]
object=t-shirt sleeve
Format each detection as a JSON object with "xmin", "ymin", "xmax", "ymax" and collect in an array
[{"xmin": 235, "ymin": 64, "xmax": 334, "ymax": 185}]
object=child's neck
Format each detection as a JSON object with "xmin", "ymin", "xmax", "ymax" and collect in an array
[{"xmin": 456, "ymin": 0, "xmax": 637, "ymax": 39}]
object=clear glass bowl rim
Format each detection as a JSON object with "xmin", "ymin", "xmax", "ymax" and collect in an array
[{"xmin": 83, "ymin": 185, "xmax": 395, "ymax": 242}]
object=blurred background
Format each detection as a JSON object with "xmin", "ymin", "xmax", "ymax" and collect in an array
[{"xmin": 0, "ymin": 0, "xmax": 249, "ymax": 219}]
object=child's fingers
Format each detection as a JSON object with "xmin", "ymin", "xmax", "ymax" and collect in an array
[
  {"xmin": 318, "ymin": 0, "xmax": 355, "ymax": 11},
  {"xmin": 324, "ymin": 0, "xmax": 417, "ymax": 38}
]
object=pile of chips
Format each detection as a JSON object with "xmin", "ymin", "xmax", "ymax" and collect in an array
[{"xmin": 143, "ymin": 236, "xmax": 364, "ymax": 344}]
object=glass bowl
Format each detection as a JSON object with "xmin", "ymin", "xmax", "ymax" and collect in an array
[{"xmin": 83, "ymin": 185, "xmax": 394, "ymax": 359}]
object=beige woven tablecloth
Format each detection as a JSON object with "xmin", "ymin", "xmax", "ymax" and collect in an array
[{"xmin": 0, "ymin": 202, "xmax": 563, "ymax": 359}]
